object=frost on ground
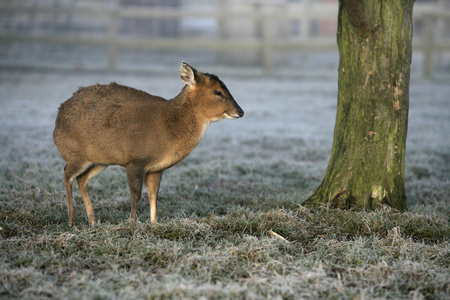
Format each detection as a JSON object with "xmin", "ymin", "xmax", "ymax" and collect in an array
[{"xmin": 0, "ymin": 63, "xmax": 449, "ymax": 299}]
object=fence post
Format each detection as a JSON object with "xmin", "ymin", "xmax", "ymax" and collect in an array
[
  {"xmin": 262, "ymin": 12, "xmax": 274, "ymax": 73},
  {"xmin": 301, "ymin": 0, "xmax": 311, "ymax": 39},
  {"xmin": 423, "ymin": 14, "xmax": 435, "ymax": 78},
  {"xmin": 108, "ymin": 4, "xmax": 118, "ymax": 70},
  {"xmin": 218, "ymin": 0, "xmax": 227, "ymax": 39}
]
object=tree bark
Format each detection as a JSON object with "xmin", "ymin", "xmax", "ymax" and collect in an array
[{"xmin": 304, "ymin": 0, "xmax": 414, "ymax": 210}]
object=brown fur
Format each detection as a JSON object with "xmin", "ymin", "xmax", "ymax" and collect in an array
[{"xmin": 53, "ymin": 62, "xmax": 244, "ymax": 227}]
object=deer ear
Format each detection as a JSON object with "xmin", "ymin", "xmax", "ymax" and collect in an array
[{"xmin": 180, "ymin": 61, "xmax": 196, "ymax": 86}]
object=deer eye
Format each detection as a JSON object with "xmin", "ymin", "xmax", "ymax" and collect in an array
[{"xmin": 214, "ymin": 90, "xmax": 224, "ymax": 98}]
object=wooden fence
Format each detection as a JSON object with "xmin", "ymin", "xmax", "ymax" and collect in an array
[{"xmin": 0, "ymin": 1, "xmax": 449, "ymax": 76}]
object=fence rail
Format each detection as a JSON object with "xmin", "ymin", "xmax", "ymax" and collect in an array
[{"xmin": 0, "ymin": 2, "xmax": 449, "ymax": 76}]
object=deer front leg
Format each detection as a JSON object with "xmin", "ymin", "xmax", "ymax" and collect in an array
[
  {"xmin": 126, "ymin": 165, "xmax": 145, "ymax": 223},
  {"xmin": 145, "ymin": 171, "xmax": 163, "ymax": 224}
]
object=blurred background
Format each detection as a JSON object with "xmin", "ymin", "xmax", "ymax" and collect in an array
[{"xmin": 0, "ymin": 0, "xmax": 449, "ymax": 78}]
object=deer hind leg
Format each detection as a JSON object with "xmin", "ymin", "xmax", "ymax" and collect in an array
[
  {"xmin": 126, "ymin": 165, "xmax": 145, "ymax": 223},
  {"xmin": 145, "ymin": 171, "xmax": 163, "ymax": 224},
  {"xmin": 76, "ymin": 164, "xmax": 106, "ymax": 226},
  {"xmin": 64, "ymin": 161, "xmax": 92, "ymax": 227}
]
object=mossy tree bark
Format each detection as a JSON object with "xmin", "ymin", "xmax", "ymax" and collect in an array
[{"xmin": 304, "ymin": 0, "xmax": 414, "ymax": 210}]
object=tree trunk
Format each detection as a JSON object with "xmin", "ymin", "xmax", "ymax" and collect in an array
[{"xmin": 304, "ymin": 0, "xmax": 414, "ymax": 210}]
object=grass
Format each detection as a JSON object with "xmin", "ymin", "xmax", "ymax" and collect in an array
[
  {"xmin": 1, "ymin": 207, "xmax": 449, "ymax": 299},
  {"xmin": 1, "ymin": 69, "xmax": 449, "ymax": 299}
]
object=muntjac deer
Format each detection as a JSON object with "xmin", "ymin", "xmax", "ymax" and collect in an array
[{"xmin": 53, "ymin": 62, "xmax": 244, "ymax": 227}]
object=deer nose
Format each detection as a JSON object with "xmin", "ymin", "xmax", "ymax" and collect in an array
[{"xmin": 237, "ymin": 106, "xmax": 244, "ymax": 117}]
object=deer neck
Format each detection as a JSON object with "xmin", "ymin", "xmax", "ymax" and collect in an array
[{"xmin": 167, "ymin": 95, "xmax": 211, "ymax": 146}]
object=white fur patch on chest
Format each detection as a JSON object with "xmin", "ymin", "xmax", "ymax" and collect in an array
[{"xmin": 199, "ymin": 121, "xmax": 210, "ymax": 140}]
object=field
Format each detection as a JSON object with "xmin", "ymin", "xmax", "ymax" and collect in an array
[{"xmin": 0, "ymin": 63, "xmax": 449, "ymax": 299}]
